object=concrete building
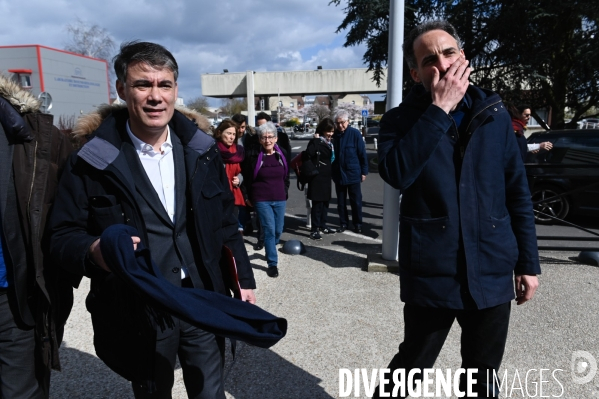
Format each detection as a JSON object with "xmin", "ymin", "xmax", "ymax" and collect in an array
[
  {"xmin": 0, "ymin": 45, "xmax": 110, "ymax": 118},
  {"xmin": 202, "ymin": 68, "xmax": 387, "ymax": 126}
]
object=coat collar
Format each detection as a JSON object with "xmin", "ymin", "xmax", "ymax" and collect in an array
[
  {"xmin": 403, "ymin": 84, "xmax": 505, "ymax": 132},
  {"xmin": 78, "ymin": 108, "xmax": 215, "ymax": 171}
]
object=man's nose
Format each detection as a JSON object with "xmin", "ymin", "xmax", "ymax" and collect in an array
[
  {"xmin": 436, "ymin": 59, "xmax": 453, "ymax": 73},
  {"xmin": 148, "ymin": 86, "xmax": 161, "ymax": 102}
]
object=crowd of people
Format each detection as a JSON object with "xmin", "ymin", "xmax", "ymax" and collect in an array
[{"xmin": 210, "ymin": 108, "xmax": 369, "ymax": 276}]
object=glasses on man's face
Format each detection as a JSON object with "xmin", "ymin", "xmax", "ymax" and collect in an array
[
  {"xmin": 260, "ymin": 135, "xmax": 276, "ymax": 142},
  {"xmin": 335, "ymin": 120, "xmax": 348, "ymax": 126}
]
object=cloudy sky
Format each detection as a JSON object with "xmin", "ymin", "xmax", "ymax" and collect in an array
[{"xmin": 0, "ymin": 0, "xmax": 381, "ymax": 106}]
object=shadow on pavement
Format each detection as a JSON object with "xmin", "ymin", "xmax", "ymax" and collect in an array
[
  {"xmin": 224, "ymin": 342, "xmax": 333, "ymax": 399},
  {"xmin": 50, "ymin": 346, "xmax": 134, "ymax": 398}
]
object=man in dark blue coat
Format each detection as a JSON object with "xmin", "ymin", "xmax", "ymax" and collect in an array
[
  {"xmin": 331, "ymin": 109, "xmax": 369, "ymax": 234},
  {"xmin": 49, "ymin": 41, "xmax": 256, "ymax": 399},
  {"xmin": 375, "ymin": 21, "xmax": 540, "ymax": 397}
]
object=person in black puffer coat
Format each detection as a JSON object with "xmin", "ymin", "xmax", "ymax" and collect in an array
[{"xmin": 305, "ymin": 118, "xmax": 335, "ymax": 240}]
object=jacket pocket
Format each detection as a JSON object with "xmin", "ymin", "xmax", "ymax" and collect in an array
[
  {"xmin": 87, "ymin": 195, "xmax": 125, "ymax": 236},
  {"xmin": 400, "ymin": 215, "xmax": 453, "ymax": 275},
  {"xmin": 480, "ymin": 214, "xmax": 518, "ymax": 275}
]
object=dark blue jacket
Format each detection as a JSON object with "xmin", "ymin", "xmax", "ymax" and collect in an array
[
  {"xmin": 378, "ymin": 85, "xmax": 540, "ymax": 310},
  {"xmin": 331, "ymin": 125, "xmax": 368, "ymax": 185}
]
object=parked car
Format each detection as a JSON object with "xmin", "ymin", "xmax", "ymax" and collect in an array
[
  {"xmin": 526, "ymin": 129, "xmax": 599, "ymax": 223},
  {"xmin": 365, "ymin": 117, "xmax": 380, "ymax": 137}
]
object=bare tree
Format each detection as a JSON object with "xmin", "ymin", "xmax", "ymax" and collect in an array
[
  {"xmin": 305, "ymin": 104, "xmax": 331, "ymax": 122},
  {"xmin": 64, "ymin": 18, "xmax": 116, "ymax": 61},
  {"xmin": 65, "ymin": 18, "xmax": 117, "ymax": 97},
  {"xmin": 187, "ymin": 96, "xmax": 210, "ymax": 115},
  {"xmin": 219, "ymin": 98, "xmax": 247, "ymax": 117}
]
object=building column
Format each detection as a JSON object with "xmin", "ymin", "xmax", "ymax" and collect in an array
[{"xmin": 246, "ymin": 70, "xmax": 255, "ymax": 126}]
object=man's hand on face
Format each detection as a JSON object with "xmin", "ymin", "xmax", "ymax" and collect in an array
[{"xmin": 431, "ymin": 56, "xmax": 471, "ymax": 114}]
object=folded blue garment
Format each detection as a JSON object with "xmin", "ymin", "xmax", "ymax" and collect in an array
[{"xmin": 99, "ymin": 224, "xmax": 287, "ymax": 348}]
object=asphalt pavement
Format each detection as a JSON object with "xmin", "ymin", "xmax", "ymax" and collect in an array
[{"xmin": 50, "ymin": 139, "xmax": 599, "ymax": 398}]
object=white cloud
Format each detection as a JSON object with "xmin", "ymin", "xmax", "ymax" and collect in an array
[{"xmin": 0, "ymin": 0, "xmax": 377, "ymax": 104}]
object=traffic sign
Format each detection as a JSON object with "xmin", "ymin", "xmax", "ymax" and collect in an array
[{"xmin": 361, "ymin": 109, "xmax": 368, "ymax": 117}]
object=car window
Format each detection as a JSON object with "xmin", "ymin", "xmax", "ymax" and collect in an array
[{"xmin": 570, "ymin": 136, "xmax": 599, "ymax": 148}]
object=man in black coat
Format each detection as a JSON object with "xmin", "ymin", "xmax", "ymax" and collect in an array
[
  {"xmin": 0, "ymin": 76, "xmax": 72, "ymax": 398},
  {"xmin": 49, "ymin": 41, "xmax": 256, "ymax": 399}
]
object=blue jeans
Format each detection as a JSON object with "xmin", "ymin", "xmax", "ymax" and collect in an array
[
  {"xmin": 254, "ymin": 201, "xmax": 286, "ymax": 268},
  {"xmin": 237, "ymin": 206, "xmax": 246, "ymax": 231}
]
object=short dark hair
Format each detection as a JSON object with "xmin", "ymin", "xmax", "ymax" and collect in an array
[
  {"xmin": 516, "ymin": 104, "xmax": 531, "ymax": 114},
  {"xmin": 113, "ymin": 41, "xmax": 179, "ymax": 83},
  {"xmin": 403, "ymin": 20, "xmax": 463, "ymax": 69},
  {"xmin": 315, "ymin": 118, "xmax": 335, "ymax": 135},
  {"xmin": 506, "ymin": 103, "xmax": 531, "ymax": 119},
  {"xmin": 231, "ymin": 113, "xmax": 246, "ymax": 125},
  {"xmin": 214, "ymin": 119, "xmax": 239, "ymax": 143},
  {"xmin": 256, "ymin": 112, "xmax": 271, "ymax": 122}
]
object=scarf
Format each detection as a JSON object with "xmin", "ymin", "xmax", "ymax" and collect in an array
[
  {"xmin": 320, "ymin": 136, "xmax": 335, "ymax": 163},
  {"xmin": 512, "ymin": 118, "xmax": 527, "ymax": 136},
  {"xmin": 253, "ymin": 144, "xmax": 288, "ymax": 179},
  {"xmin": 217, "ymin": 141, "xmax": 245, "ymax": 164},
  {"xmin": 100, "ymin": 224, "xmax": 287, "ymax": 348}
]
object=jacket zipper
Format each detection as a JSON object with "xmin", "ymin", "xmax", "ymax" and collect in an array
[
  {"xmin": 27, "ymin": 140, "xmax": 38, "ymax": 220},
  {"xmin": 459, "ymin": 99, "xmax": 502, "ymax": 159}
]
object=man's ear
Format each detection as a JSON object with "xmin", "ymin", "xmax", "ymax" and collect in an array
[
  {"xmin": 116, "ymin": 80, "xmax": 125, "ymax": 100},
  {"xmin": 410, "ymin": 68, "xmax": 421, "ymax": 83}
]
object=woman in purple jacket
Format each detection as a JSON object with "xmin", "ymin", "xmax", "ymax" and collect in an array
[{"xmin": 243, "ymin": 122, "xmax": 289, "ymax": 277}]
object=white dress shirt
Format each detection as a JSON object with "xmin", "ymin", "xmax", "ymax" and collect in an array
[{"xmin": 126, "ymin": 121, "xmax": 188, "ymax": 278}]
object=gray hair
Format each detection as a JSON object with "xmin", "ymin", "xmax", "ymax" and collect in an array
[
  {"xmin": 334, "ymin": 110, "xmax": 350, "ymax": 122},
  {"xmin": 403, "ymin": 20, "xmax": 463, "ymax": 69},
  {"xmin": 113, "ymin": 40, "xmax": 179, "ymax": 83},
  {"xmin": 257, "ymin": 121, "xmax": 278, "ymax": 137}
]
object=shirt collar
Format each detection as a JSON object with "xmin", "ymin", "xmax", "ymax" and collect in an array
[{"xmin": 126, "ymin": 120, "xmax": 173, "ymax": 155}]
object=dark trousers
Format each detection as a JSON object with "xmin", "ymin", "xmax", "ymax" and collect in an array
[
  {"xmin": 310, "ymin": 201, "xmax": 330, "ymax": 231},
  {"xmin": 0, "ymin": 293, "xmax": 45, "ymax": 399},
  {"xmin": 376, "ymin": 302, "xmax": 511, "ymax": 399},
  {"xmin": 335, "ymin": 182, "xmax": 363, "ymax": 228},
  {"xmin": 132, "ymin": 317, "xmax": 225, "ymax": 399}
]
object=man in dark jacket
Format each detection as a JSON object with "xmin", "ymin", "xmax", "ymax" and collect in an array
[
  {"xmin": 49, "ymin": 41, "xmax": 256, "ymax": 399},
  {"xmin": 0, "ymin": 75, "xmax": 72, "ymax": 397},
  {"xmin": 375, "ymin": 21, "xmax": 540, "ymax": 397},
  {"xmin": 331, "ymin": 109, "xmax": 369, "ymax": 234}
]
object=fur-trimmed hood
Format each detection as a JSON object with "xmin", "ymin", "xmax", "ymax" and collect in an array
[
  {"xmin": 72, "ymin": 103, "xmax": 213, "ymax": 142},
  {"xmin": 0, "ymin": 74, "xmax": 41, "ymax": 113}
]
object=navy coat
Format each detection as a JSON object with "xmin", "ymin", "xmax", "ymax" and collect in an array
[
  {"xmin": 48, "ymin": 108, "xmax": 256, "ymax": 384},
  {"xmin": 378, "ymin": 85, "xmax": 541, "ymax": 310},
  {"xmin": 331, "ymin": 126, "xmax": 368, "ymax": 185}
]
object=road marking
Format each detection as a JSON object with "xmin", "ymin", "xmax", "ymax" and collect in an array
[
  {"xmin": 284, "ymin": 213, "xmax": 383, "ymax": 243},
  {"xmin": 292, "ymin": 146, "xmax": 302, "ymax": 150}
]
